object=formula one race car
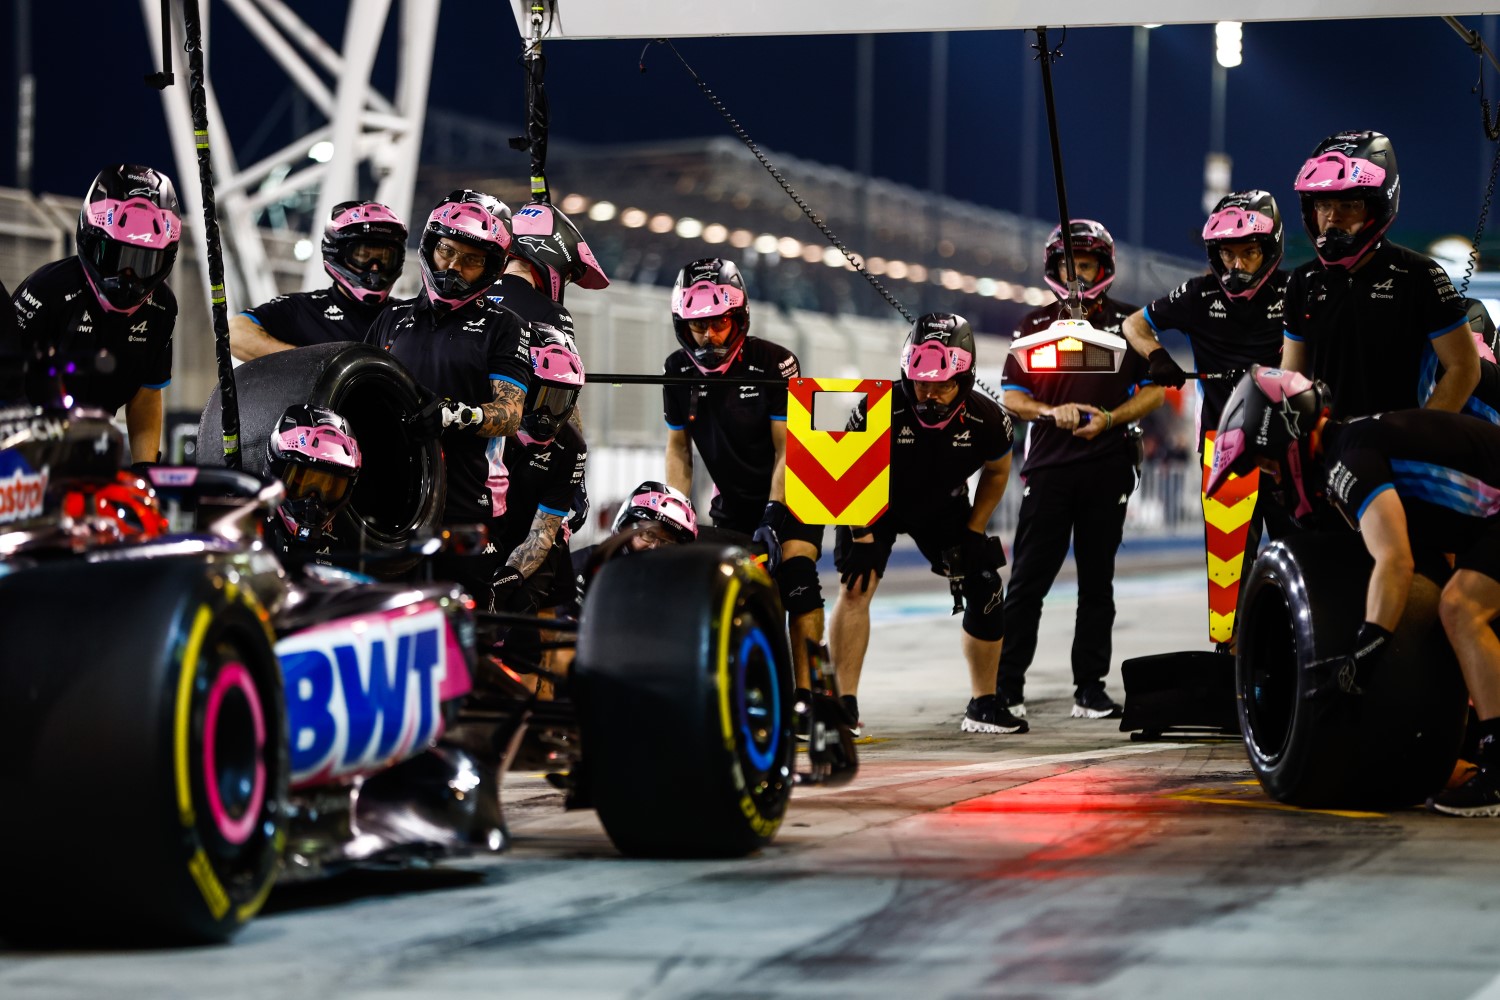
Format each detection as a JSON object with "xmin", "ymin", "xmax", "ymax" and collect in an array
[{"xmin": 0, "ymin": 386, "xmax": 855, "ymax": 945}]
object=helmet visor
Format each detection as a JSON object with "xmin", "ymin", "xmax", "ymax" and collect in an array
[
  {"xmin": 88, "ymin": 239, "xmax": 173, "ymax": 283},
  {"xmin": 283, "ymin": 464, "xmax": 352, "ymax": 505},
  {"xmin": 531, "ymin": 383, "xmax": 580, "ymax": 421}
]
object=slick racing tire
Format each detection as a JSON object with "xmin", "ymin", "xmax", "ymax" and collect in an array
[
  {"xmin": 574, "ymin": 545, "xmax": 796, "ymax": 858},
  {"xmin": 199, "ymin": 341, "xmax": 444, "ymax": 575},
  {"xmin": 1235, "ymin": 533, "xmax": 1468, "ymax": 809},
  {"xmin": 0, "ymin": 556, "xmax": 287, "ymax": 944}
]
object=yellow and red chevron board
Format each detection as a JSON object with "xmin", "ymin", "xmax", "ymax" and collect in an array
[
  {"xmin": 786, "ymin": 378, "xmax": 891, "ymax": 526},
  {"xmin": 1201, "ymin": 429, "xmax": 1259, "ymax": 643}
]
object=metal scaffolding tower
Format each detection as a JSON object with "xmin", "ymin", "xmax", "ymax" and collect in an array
[{"xmin": 140, "ymin": 0, "xmax": 439, "ymax": 312}]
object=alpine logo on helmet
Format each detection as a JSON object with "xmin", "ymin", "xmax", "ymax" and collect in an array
[
  {"xmin": 899, "ymin": 312, "xmax": 977, "ymax": 430},
  {"xmin": 1202, "ymin": 190, "xmax": 1285, "ymax": 301},
  {"xmin": 322, "ymin": 200, "xmax": 408, "ymax": 306},
  {"xmin": 1294, "ymin": 130, "xmax": 1400, "ymax": 270},
  {"xmin": 671, "ymin": 257, "xmax": 751, "ymax": 375},
  {"xmin": 76, "ymin": 164, "xmax": 183, "ymax": 316}
]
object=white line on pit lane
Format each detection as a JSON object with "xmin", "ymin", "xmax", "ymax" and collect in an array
[{"xmin": 870, "ymin": 568, "xmax": 1203, "ymax": 624}]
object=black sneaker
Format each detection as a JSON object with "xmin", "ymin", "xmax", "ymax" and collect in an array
[
  {"xmin": 961, "ymin": 694, "xmax": 1029, "ymax": 734},
  {"xmin": 1429, "ymin": 765, "xmax": 1500, "ymax": 817},
  {"xmin": 1071, "ymin": 687, "xmax": 1123, "ymax": 720},
  {"xmin": 1003, "ymin": 697, "xmax": 1027, "ymax": 719},
  {"xmin": 840, "ymin": 694, "xmax": 864, "ymax": 738}
]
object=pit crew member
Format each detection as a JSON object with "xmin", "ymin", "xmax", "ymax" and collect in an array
[
  {"xmin": 6, "ymin": 164, "xmax": 181, "ymax": 462},
  {"xmin": 1208, "ymin": 365, "xmax": 1500, "ymax": 817},
  {"xmin": 662, "ymin": 257, "xmax": 825, "ymax": 694},
  {"xmin": 827, "ymin": 313, "xmax": 1015, "ymax": 735},
  {"xmin": 998, "ymin": 219, "xmax": 1164, "ymax": 723},
  {"xmin": 230, "ymin": 201, "xmax": 407, "ymax": 361}
]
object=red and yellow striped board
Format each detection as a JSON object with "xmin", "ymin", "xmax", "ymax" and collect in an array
[
  {"xmin": 1201, "ymin": 429, "xmax": 1259, "ymax": 643},
  {"xmin": 786, "ymin": 378, "xmax": 891, "ymax": 526}
]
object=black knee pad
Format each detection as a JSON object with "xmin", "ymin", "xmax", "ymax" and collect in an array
[
  {"xmin": 962, "ymin": 572, "xmax": 1005, "ymax": 642},
  {"xmin": 778, "ymin": 555, "xmax": 825, "ymax": 615}
]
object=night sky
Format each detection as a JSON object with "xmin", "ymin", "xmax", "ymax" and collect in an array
[{"xmin": 6, "ymin": 2, "xmax": 1499, "ymax": 264}]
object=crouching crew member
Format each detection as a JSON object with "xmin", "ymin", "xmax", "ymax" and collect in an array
[
  {"xmin": 828, "ymin": 314, "xmax": 1015, "ymax": 735},
  {"xmin": 662, "ymin": 257, "xmax": 825, "ymax": 693},
  {"xmin": 264, "ymin": 404, "xmax": 362, "ymax": 564},
  {"xmin": 1209, "ymin": 365, "xmax": 1500, "ymax": 817}
]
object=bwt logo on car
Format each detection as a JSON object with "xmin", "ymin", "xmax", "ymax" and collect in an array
[
  {"xmin": 276, "ymin": 607, "xmax": 463, "ymax": 786},
  {"xmin": 0, "ymin": 452, "xmax": 47, "ymax": 524}
]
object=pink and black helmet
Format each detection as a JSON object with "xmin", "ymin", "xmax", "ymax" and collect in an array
[
  {"xmin": 610, "ymin": 480, "xmax": 697, "ymax": 543},
  {"xmin": 76, "ymin": 164, "xmax": 182, "ymax": 315},
  {"xmin": 1294, "ymin": 130, "xmax": 1399, "ymax": 269},
  {"xmin": 1044, "ymin": 219, "xmax": 1116, "ymax": 302},
  {"xmin": 1206, "ymin": 365, "xmax": 1329, "ymax": 521},
  {"xmin": 899, "ymin": 312, "xmax": 976, "ymax": 430},
  {"xmin": 419, "ymin": 190, "xmax": 511, "ymax": 313},
  {"xmin": 521, "ymin": 322, "xmax": 585, "ymax": 444},
  {"xmin": 1203, "ymin": 190, "xmax": 1284, "ymax": 301},
  {"xmin": 322, "ymin": 200, "xmax": 407, "ymax": 305},
  {"xmin": 267, "ymin": 404, "xmax": 362, "ymax": 541},
  {"xmin": 507, "ymin": 202, "xmax": 609, "ymax": 302},
  {"xmin": 671, "ymin": 257, "xmax": 750, "ymax": 375}
]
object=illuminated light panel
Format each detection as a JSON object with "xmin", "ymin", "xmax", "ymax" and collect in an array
[
  {"xmin": 1029, "ymin": 344, "xmax": 1058, "ymax": 369},
  {"xmin": 1057, "ymin": 336, "xmax": 1084, "ymax": 352}
]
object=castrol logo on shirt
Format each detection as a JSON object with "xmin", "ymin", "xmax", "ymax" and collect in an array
[{"xmin": 0, "ymin": 452, "xmax": 47, "ymax": 524}]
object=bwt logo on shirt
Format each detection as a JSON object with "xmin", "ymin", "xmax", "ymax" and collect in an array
[{"xmin": 276, "ymin": 608, "xmax": 455, "ymax": 785}]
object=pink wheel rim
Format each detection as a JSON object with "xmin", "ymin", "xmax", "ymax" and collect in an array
[{"xmin": 202, "ymin": 661, "xmax": 267, "ymax": 846}]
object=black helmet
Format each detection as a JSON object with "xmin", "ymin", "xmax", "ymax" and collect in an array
[
  {"xmin": 76, "ymin": 164, "xmax": 182, "ymax": 314},
  {"xmin": 609, "ymin": 481, "xmax": 697, "ymax": 542},
  {"xmin": 899, "ymin": 313, "xmax": 976, "ymax": 429},
  {"xmin": 1203, "ymin": 190, "xmax": 1284, "ymax": 301},
  {"xmin": 419, "ymin": 190, "xmax": 511, "ymax": 313},
  {"xmin": 670, "ymin": 258, "xmax": 751, "ymax": 375},
  {"xmin": 1205, "ymin": 366, "xmax": 1329, "ymax": 522},
  {"xmin": 1044, "ymin": 220, "xmax": 1116, "ymax": 301},
  {"xmin": 521, "ymin": 322, "xmax": 584, "ymax": 444},
  {"xmin": 321, "ymin": 200, "xmax": 407, "ymax": 305},
  {"xmin": 507, "ymin": 202, "xmax": 609, "ymax": 301},
  {"xmin": 1294, "ymin": 130, "xmax": 1399, "ymax": 269},
  {"xmin": 266, "ymin": 405, "xmax": 362, "ymax": 542}
]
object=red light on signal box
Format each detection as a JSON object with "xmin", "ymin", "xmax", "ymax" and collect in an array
[{"xmin": 1029, "ymin": 344, "xmax": 1058, "ymax": 369}]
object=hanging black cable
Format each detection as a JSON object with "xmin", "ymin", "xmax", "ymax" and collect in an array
[
  {"xmin": 642, "ymin": 38, "xmax": 916, "ymax": 325},
  {"xmin": 510, "ymin": 1, "xmax": 553, "ymax": 204},
  {"xmin": 180, "ymin": 0, "xmax": 240, "ymax": 467},
  {"xmin": 144, "ymin": 0, "xmax": 174, "ymax": 89},
  {"xmin": 1031, "ymin": 26, "xmax": 1083, "ymax": 320}
]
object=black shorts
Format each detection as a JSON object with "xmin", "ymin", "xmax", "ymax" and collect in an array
[
  {"xmin": 1455, "ymin": 519, "xmax": 1500, "ymax": 583},
  {"xmin": 833, "ymin": 499, "xmax": 972, "ymax": 578},
  {"xmin": 711, "ymin": 510, "xmax": 824, "ymax": 554}
]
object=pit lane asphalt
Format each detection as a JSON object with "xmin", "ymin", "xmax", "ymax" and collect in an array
[{"xmin": 6, "ymin": 542, "xmax": 1500, "ymax": 1000}]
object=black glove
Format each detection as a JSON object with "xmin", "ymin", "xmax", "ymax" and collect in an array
[
  {"xmin": 1307, "ymin": 621, "xmax": 1393, "ymax": 698},
  {"xmin": 840, "ymin": 537, "xmax": 883, "ymax": 594},
  {"xmin": 568, "ymin": 481, "xmax": 589, "ymax": 534},
  {"xmin": 753, "ymin": 500, "xmax": 789, "ymax": 576},
  {"xmin": 489, "ymin": 565, "xmax": 525, "ymax": 613},
  {"xmin": 1147, "ymin": 348, "xmax": 1188, "ymax": 390}
]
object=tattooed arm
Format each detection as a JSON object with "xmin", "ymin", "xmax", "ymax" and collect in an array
[
  {"xmin": 479, "ymin": 379, "xmax": 525, "ymax": 437},
  {"xmin": 507, "ymin": 510, "xmax": 564, "ymax": 577}
]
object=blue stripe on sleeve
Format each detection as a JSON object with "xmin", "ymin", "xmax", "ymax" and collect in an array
[
  {"xmin": 1355, "ymin": 482, "xmax": 1394, "ymax": 521},
  {"xmin": 490, "ymin": 374, "xmax": 527, "ymax": 391}
]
